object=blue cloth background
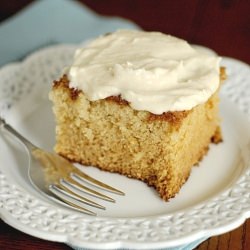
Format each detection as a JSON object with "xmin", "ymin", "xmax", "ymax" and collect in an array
[
  {"xmin": 0, "ymin": 0, "xmax": 207, "ymax": 249},
  {"xmin": 0, "ymin": 0, "xmax": 139, "ymax": 66}
]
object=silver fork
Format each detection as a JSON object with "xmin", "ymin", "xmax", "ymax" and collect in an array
[{"xmin": 0, "ymin": 117, "xmax": 124, "ymax": 215}]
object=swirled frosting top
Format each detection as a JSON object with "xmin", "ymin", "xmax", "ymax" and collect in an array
[{"xmin": 68, "ymin": 30, "xmax": 221, "ymax": 114}]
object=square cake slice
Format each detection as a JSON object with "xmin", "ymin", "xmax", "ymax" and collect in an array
[{"xmin": 49, "ymin": 30, "xmax": 225, "ymax": 201}]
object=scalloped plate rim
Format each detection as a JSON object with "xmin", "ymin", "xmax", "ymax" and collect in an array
[{"xmin": 0, "ymin": 44, "xmax": 250, "ymax": 249}]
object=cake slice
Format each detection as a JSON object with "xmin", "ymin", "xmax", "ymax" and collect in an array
[{"xmin": 49, "ymin": 30, "xmax": 225, "ymax": 201}]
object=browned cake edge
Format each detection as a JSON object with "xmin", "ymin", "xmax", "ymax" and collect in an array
[
  {"xmin": 53, "ymin": 67, "xmax": 226, "ymax": 127},
  {"xmin": 53, "ymin": 75, "xmax": 190, "ymax": 126}
]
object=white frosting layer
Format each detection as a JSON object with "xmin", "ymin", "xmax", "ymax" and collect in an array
[{"xmin": 68, "ymin": 30, "xmax": 221, "ymax": 114}]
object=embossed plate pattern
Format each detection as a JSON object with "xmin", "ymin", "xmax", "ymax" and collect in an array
[{"xmin": 0, "ymin": 45, "xmax": 250, "ymax": 249}]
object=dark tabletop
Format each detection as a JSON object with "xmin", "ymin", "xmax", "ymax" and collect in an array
[{"xmin": 0, "ymin": 0, "xmax": 250, "ymax": 249}]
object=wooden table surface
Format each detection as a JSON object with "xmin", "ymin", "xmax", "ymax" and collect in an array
[{"xmin": 0, "ymin": 1, "xmax": 249, "ymax": 249}]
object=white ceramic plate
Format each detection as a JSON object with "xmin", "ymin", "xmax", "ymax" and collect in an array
[{"xmin": 0, "ymin": 45, "xmax": 250, "ymax": 249}]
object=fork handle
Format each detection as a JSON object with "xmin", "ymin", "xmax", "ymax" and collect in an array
[{"xmin": 0, "ymin": 117, "xmax": 37, "ymax": 151}]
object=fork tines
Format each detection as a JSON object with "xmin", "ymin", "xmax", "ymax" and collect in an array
[{"xmin": 48, "ymin": 166, "xmax": 125, "ymax": 215}]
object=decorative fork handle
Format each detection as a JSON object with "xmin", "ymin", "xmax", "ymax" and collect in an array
[{"xmin": 0, "ymin": 117, "xmax": 36, "ymax": 151}]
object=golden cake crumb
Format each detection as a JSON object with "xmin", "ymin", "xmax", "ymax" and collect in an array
[{"xmin": 49, "ymin": 69, "xmax": 225, "ymax": 201}]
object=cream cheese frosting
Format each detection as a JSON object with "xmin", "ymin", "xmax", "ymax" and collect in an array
[{"xmin": 68, "ymin": 30, "xmax": 221, "ymax": 114}]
